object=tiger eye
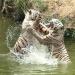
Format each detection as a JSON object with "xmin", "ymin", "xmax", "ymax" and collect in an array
[
  {"xmin": 61, "ymin": 26, "xmax": 64, "ymax": 30},
  {"xmin": 53, "ymin": 27, "xmax": 58, "ymax": 33}
]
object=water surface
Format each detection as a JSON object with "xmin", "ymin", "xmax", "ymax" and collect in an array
[{"xmin": 0, "ymin": 14, "xmax": 75, "ymax": 75}]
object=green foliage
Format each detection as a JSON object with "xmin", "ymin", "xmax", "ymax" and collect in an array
[
  {"xmin": 14, "ymin": 0, "xmax": 32, "ymax": 11},
  {"xmin": 61, "ymin": 19, "xmax": 66, "ymax": 25},
  {"xmin": 72, "ymin": 30, "xmax": 75, "ymax": 38},
  {"xmin": 60, "ymin": 16, "xmax": 75, "ymax": 25},
  {"xmin": 32, "ymin": 0, "xmax": 48, "ymax": 12},
  {"xmin": 64, "ymin": 29, "xmax": 75, "ymax": 39},
  {"xmin": 60, "ymin": 17, "xmax": 70, "ymax": 25}
]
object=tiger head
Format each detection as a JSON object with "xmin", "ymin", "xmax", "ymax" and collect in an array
[
  {"xmin": 48, "ymin": 19, "xmax": 64, "ymax": 34},
  {"xmin": 22, "ymin": 9, "xmax": 41, "ymax": 30},
  {"xmin": 25, "ymin": 9, "xmax": 41, "ymax": 21}
]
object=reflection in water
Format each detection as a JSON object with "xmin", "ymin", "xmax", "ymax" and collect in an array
[
  {"xmin": 0, "ymin": 53, "xmax": 69, "ymax": 75},
  {"xmin": 0, "ymin": 14, "xmax": 75, "ymax": 75}
]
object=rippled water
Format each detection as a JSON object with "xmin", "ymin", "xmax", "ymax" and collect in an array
[{"xmin": 0, "ymin": 14, "xmax": 75, "ymax": 75}]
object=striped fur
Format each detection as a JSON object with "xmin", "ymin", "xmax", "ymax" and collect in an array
[
  {"xmin": 28, "ymin": 19, "xmax": 71, "ymax": 64},
  {"xmin": 49, "ymin": 19, "xmax": 71, "ymax": 63},
  {"xmin": 13, "ymin": 9, "xmax": 43, "ymax": 54},
  {"xmin": 51, "ymin": 43, "xmax": 71, "ymax": 64},
  {"xmin": 13, "ymin": 34, "xmax": 28, "ymax": 54}
]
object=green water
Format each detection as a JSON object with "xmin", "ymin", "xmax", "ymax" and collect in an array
[{"xmin": 0, "ymin": 14, "xmax": 75, "ymax": 75}]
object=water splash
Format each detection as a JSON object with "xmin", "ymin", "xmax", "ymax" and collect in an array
[
  {"xmin": 6, "ymin": 25, "xmax": 21, "ymax": 49},
  {"xmin": 6, "ymin": 25, "xmax": 58, "ymax": 65},
  {"xmin": 10, "ymin": 45, "xmax": 58, "ymax": 65}
]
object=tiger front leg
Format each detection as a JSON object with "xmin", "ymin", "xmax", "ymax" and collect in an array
[
  {"xmin": 26, "ymin": 27, "xmax": 48, "ymax": 44},
  {"xmin": 13, "ymin": 34, "xmax": 28, "ymax": 54}
]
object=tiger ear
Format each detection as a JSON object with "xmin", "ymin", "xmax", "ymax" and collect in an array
[{"xmin": 28, "ymin": 10, "xmax": 32, "ymax": 14}]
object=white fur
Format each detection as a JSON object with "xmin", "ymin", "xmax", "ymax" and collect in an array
[
  {"xmin": 49, "ymin": 18, "xmax": 63, "ymax": 29},
  {"xmin": 22, "ymin": 9, "xmax": 41, "ymax": 30}
]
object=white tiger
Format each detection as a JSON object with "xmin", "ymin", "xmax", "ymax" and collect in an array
[
  {"xmin": 27, "ymin": 18, "xmax": 71, "ymax": 64},
  {"xmin": 12, "ymin": 9, "xmax": 42, "ymax": 55}
]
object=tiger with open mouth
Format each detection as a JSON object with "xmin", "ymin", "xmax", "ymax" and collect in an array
[
  {"xmin": 27, "ymin": 19, "xmax": 71, "ymax": 64},
  {"xmin": 12, "ymin": 9, "xmax": 49, "ymax": 57}
]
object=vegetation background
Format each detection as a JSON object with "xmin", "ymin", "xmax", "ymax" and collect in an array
[{"xmin": 0, "ymin": 0, "xmax": 75, "ymax": 39}]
